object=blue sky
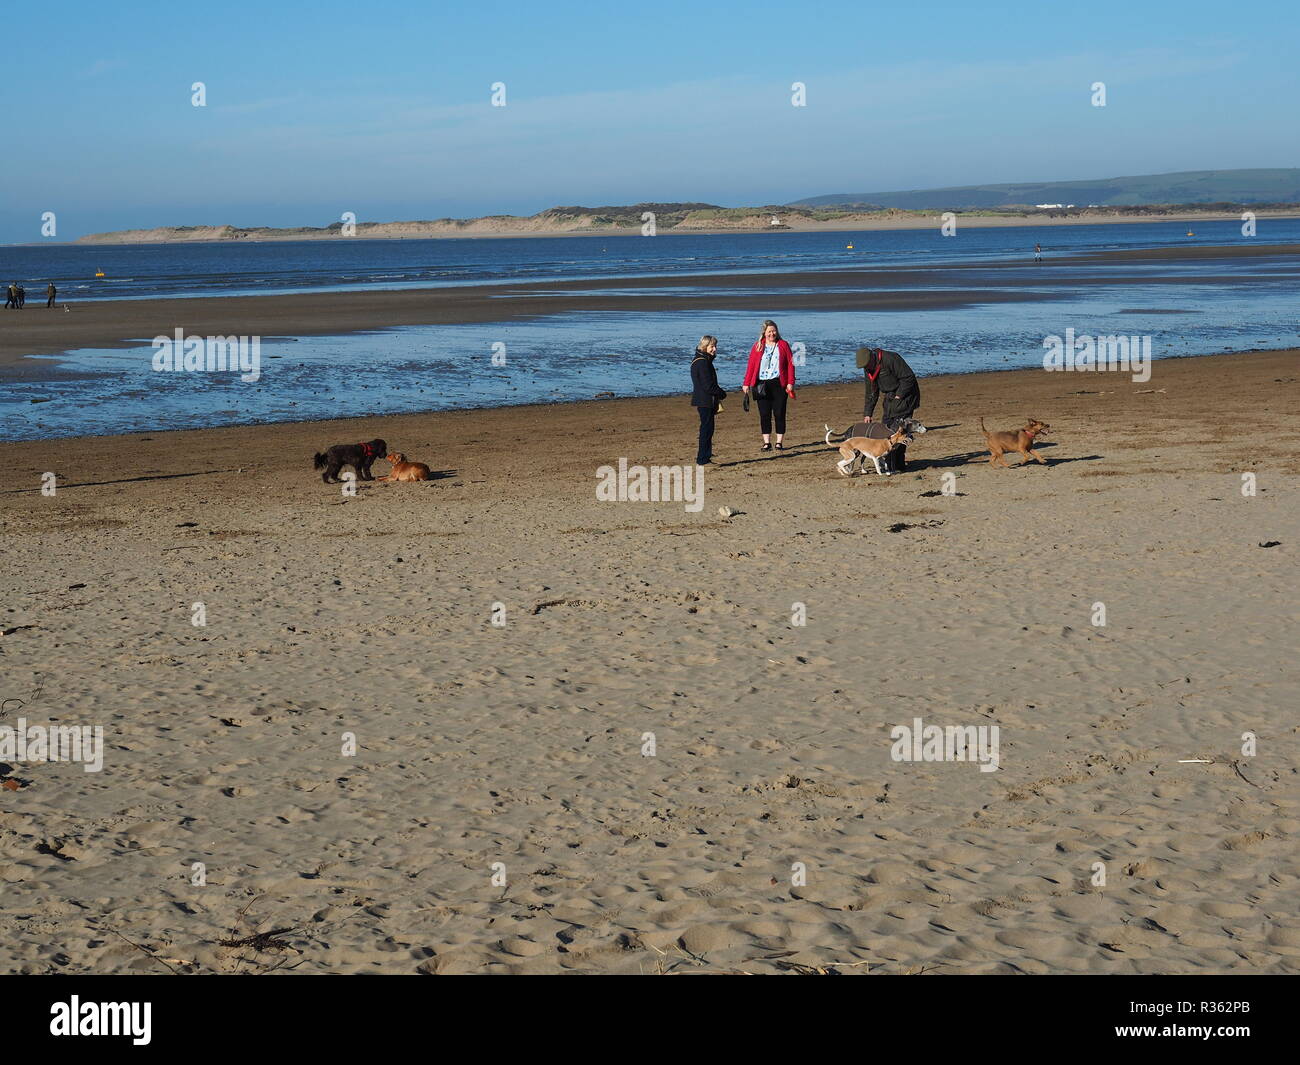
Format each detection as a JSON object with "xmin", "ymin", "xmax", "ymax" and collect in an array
[{"xmin": 1, "ymin": 0, "xmax": 1295, "ymax": 241}]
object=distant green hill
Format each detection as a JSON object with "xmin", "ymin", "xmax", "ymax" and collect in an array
[{"xmin": 791, "ymin": 169, "xmax": 1300, "ymax": 210}]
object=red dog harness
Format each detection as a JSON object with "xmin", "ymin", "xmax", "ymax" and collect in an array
[{"xmin": 359, "ymin": 442, "xmax": 380, "ymax": 459}]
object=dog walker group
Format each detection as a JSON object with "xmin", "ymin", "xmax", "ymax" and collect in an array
[
  {"xmin": 311, "ymin": 316, "xmax": 1051, "ymax": 485},
  {"xmin": 691, "ymin": 317, "xmax": 1050, "ymax": 476},
  {"xmin": 691, "ymin": 318, "xmax": 925, "ymax": 471}
]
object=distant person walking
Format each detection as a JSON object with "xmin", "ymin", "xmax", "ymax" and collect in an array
[
  {"xmin": 16, "ymin": 284, "xmax": 25, "ymax": 308},
  {"xmin": 742, "ymin": 319, "xmax": 796, "ymax": 451},
  {"xmin": 46, "ymin": 282, "xmax": 57, "ymax": 308},
  {"xmin": 3, "ymin": 283, "xmax": 14, "ymax": 310},
  {"xmin": 690, "ymin": 334, "xmax": 726, "ymax": 465},
  {"xmin": 1034, "ymin": 242, "xmax": 1042, "ymax": 263}
]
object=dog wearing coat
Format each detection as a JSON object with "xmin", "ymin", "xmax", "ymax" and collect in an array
[
  {"xmin": 825, "ymin": 417, "xmax": 926, "ymax": 474},
  {"xmin": 833, "ymin": 425, "xmax": 910, "ymax": 477}
]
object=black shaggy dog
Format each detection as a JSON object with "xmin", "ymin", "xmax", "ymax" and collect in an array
[{"xmin": 313, "ymin": 438, "xmax": 387, "ymax": 483}]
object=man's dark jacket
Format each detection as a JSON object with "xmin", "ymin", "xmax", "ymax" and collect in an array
[{"xmin": 860, "ymin": 347, "xmax": 920, "ymax": 420}]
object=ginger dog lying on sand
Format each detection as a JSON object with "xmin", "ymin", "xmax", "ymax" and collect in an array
[
  {"xmin": 834, "ymin": 425, "xmax": 909, "ymax": 477},
  {"xmin": 378, "ymin": 452, "xmax": 432, "ymax": 482},
  {"xmin": 980, "ymin": 417, "xmax": 1050, "ymax": 467}
]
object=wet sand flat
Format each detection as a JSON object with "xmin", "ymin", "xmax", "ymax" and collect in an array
[{"xmin": 3, "ymin": 242, "xmax": 1296, "ymax": 369}]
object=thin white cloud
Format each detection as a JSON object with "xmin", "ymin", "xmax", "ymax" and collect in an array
[
  {"xmin": 45, "ymin": 41, "xmax": 1259, "ymax": 218},
  {"xmin": 80, "ymin": 57, "xmax": 126, "ymax": 79},
  {"xmin": 212, "ymin": 94, "xmax": 309, "ymax": 116}
]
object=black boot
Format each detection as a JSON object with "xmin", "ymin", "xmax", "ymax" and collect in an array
[{"xmin": 890, "ymin": 443, "xmax": 907, "ymax": 473}]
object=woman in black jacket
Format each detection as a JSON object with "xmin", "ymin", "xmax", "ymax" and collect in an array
[{"xmin": 690, "ymin": 335, "xmax": 727, "ymax": 465}]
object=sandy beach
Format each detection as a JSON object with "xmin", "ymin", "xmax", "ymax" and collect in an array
[{"xmin": 1, "ymin": 348, "xmax": 1296, "ymax": 974}]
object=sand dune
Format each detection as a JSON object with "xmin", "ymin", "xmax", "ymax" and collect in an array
[
  {"xmin": 0, "ymin": 350, "xmax": 1296, "ymax": 973},
  {"xmin": 70, "ymin": 208, "xmax": 1300, "ymax": 246}
]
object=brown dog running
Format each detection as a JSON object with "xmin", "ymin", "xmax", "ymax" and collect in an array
[
  {"xmin": 378, "ymin": 452, "xmax": 432, "ymax": 482},
  {"xmin": 835, "ymin": 425, "xmax": 909, "ymax": 477},
  {"xmin": 980, "ymin": 417, "xmax": 1050, "ymax": 467}
]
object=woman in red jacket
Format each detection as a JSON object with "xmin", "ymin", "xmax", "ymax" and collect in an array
[{"xmin": 742, "ymin": 319, "xmax": 796, "ymax": 451}]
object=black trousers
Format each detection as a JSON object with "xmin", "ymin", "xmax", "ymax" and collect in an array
[
  {"xmin": 871, "ymin": 377, "xmax": 920, "ymax": 427},
  {"xmin": 881, "ymin": 385, "xmax": 920, "ymax": 471},
  {"xmin": 755, "ymin": 382, "xmax": 787, "ymax": 436},
  {"xmin": 696, "ymin": 405, "xmax": 716, "ymax": 464}
]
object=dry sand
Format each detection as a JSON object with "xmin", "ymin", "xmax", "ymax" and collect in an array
[{"xmin": 1, "ymin": 350, "xmax": 1297, "ymax": 974}]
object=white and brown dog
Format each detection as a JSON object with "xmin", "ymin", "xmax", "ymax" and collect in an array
[{"xmin": 832, "ymin": 424, "xmax": 910, "ymax": 477}]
